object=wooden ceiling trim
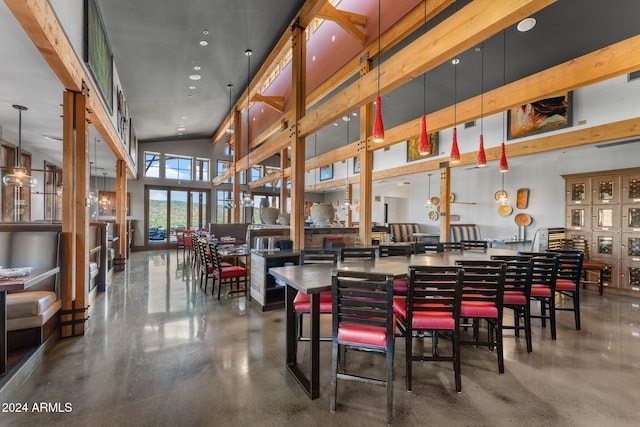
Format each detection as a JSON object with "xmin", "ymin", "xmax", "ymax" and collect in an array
[{"xmin": 317, "ymin": 3, "xmax": 366, "ymax": 44}]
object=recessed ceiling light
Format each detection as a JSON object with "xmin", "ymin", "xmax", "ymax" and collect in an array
[
  {"xmin": 199, "ymin": 40, "xmax": 208, "ymax": 46},
  {"xmin": 193, "ymin": 66, "xmax": 202, "ymax": 71},
  {"xmin": 331, "ymin": 34, "xmax": 336, "ymax": 42},
  {"xmin": 451, "ymin": 58, "xmax": 460, "ymax": 65},
  {"xmin": 312, "ymin": 55, "xmax": 316, "ymax": 62},
  {"xmin": 189, "ymin": 85, "xmax": 196, "ymax": 90},
  {"xmin": 517, "ymin": 17, "xmax": 536, "ymax": 32},
  {"xmin": 181, "ymin": 116, "xmax": 188, "ymax": 119},
  {"xmin": 352, "ymin": 112, "xmax": 358, "ymax": 116},
  {"xmin": 342, "ymin": 116, "xmax": 350, "ymax": 122},
  {"xmin": 333, "ymin": 122, "xmax": 339, "ymax": 126},
  {"xmin": 202, "ymin": 29, "xmax": 209, "ymax": 35},
  {"xmin": 189, "ymin": 74, "xmax": 201, "ymax": 80}
]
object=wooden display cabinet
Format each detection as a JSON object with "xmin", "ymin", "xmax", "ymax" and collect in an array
[
  {"xmin": 622, "ymin": 205, "xmax": 640, "ymax": 233},
  {"xmin": 591, "ymin": 205, "xmax": 619, "ymax": 231},
  {"xmin": 622, "ymin": 173, "xmax": 640, "ymax": 204},
  {"xmin": 592, "ymin": 175, "xmax": 620, "ymax": 205},
  {"xmin": 566, "ymin": 206, "xmax": 590, "ymax": 231},
  {"xmin": 565, "ymin": 177, "xmax": 591, "ymax": 205}
]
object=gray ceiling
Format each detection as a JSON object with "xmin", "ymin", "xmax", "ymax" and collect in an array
[{"xmin": 1, "ymin": 0, "xmax": 639, "ymax": 176}]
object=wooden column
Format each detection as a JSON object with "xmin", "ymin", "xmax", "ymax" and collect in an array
[
  {"xmin": 116, "ymin": 159, "xmax": 128, "ymax": 259},
  {"xmin": 439, "ymin": 162, "xmax": 451, "ymax": 242},
  {"xmin": 61, "ymin": 88, "xmax": 90, "ymax": 337},
  {"xmin": 359, "ymin": 57, "xmax": 373, "ymax": 246},
  {"xmin": 290, "ymin": 20, "xmax": 307, "ymax": 250},
  {"xmin": 346, "ymin": 183, "xmax": 353, "ymax": 227},
  {"xmin": 232, "ymin": 109, "xmax": 241, "ymax": 223},
  {"xmin": 280, "ymin": 148, "xmax": 289, "ymax": 212}
]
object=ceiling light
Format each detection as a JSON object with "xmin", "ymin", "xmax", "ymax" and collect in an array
[
  {"xmin": 312, "ymin": 55, "xmax": 316, "ymax": 62},
  {"xmin": 517, "ymin": 17, "xmax": 536, "ymax": 32},
  {"xmin": 193, "ymin": 66, "xmax": 202, "ymax": 71},
  {"xmin": 189, "ymin": 85, "xmax": 196, "ymax": 90},
  {"xmin": 181, "ymin": 116, "xmax": 188, "ymax": 119},
  {"xmin": 342, "ymin": 116, "xmax": 350, "ymax": 122},
  {"xmin": 189, "ymin": 74, "xmax": 201, "ymax": 80},
  {"xmin": 199, "ymin": 40, "xmax": 208, "ymax": 46},
  {"xmin": 202, "ymin": 30, "xmax": 209, "ymax": 35},
  {"xmin": 331, "ymin": 34, "xmax": 336, "ymax": 42},
  {"xmin": 451, "ymin": 58, "xmax": 460, "ymax": 65},
  {"xmin": 3, "ymin": 105, "xmax": 37, "ymax": 188}
]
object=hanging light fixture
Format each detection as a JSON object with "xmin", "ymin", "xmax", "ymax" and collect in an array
[
  {"xmin": 88, "ymin": 139, "xmax": 99, "ymax": 204},
  {"xmin": 372, "ymin": 0, "xmax": 384, "ymax": 143},
  {"xmin": 3, "ymin": 105, "xmax": 37, "ymax": 187},
  {"xmin": 342, "ymin": 116, "xmax": 352, "ymax": 211},
  {"xmin": 450, "ymin": 58, "xmax": 460, "ymax": 164},
  {"xmin": 497, "ymin": 172, "xmax": 510, "ymax": 205},
  {"xmin": 99, "ymin": 172, "xmax": 111, "ymax": 210},
  {"xmin": 477, "ymin": 44, "xmax": 487, "ymax": 167},
  {"xmin": 418, "ymin": 1, "xmax": 430, "ymax": 155},
  {"xmin": 424, "ymin": 173, "xmax": 434, "ymax": 208},
  {"xmin": 224, "ymin": 82, "xmax": 235, "ymax": 209},
  {"xmin": 500, "ymin": 30, "xmax": 509, "ymax": 173},
  {"xmin": 242, "ymin": 49, "xmax": 255, "ymax": 208}
]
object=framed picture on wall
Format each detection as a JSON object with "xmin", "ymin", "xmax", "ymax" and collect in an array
[
  {"xmin": 507, "ymin": 92, "xmax": 573, "ymax": 139},
  {"xmin": 406, "ymin": 132, "xmax": 439, "ymax": 162},
  {"xmin": 353, "ymin": 156, "xmax": 360, "ymax": 174},
  {"xmin": 84, "ymin": 0, "xmax": 114, "ymax": 114},
  {"xmin": 319, "ymin": 164, "xmax": 333, "ymax": 181}
]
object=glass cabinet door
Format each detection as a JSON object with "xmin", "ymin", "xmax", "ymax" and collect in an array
[
  {"xmin": 622, "ymin": 174, "xmax": 640, "ymax": 204},
  {"xmin": 622, "ymin": 205, "xmax": 640, "ymax": 232},
  {"xmin": 567, "ymin": 206, "xmax": 590, "ymax": 230},
  {"xmin": 622, "ymin": 235, "xmax": 640, "ymax": 262},
  {"xmin": 565, "ymin": 178, "xmax": 591, "ymax": 205},
  {"xmin": 592, "ymin": 232, "xmax": 619, "ymax": 259},
  {"xmin": 593, "ymin": 175, "xmax": 620, "ymax": 204},
  {"xmin": 592, "ymin": 205, "xmax": 619, "ymax": 231}
]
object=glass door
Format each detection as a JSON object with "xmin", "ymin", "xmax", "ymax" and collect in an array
[
  {"xmin": 148, "ymin": 189, "xmax": 168, "ymax": 245},
  {"xmin": 191, "ymin": 191, "xmax": 208, "ymax": 230}
]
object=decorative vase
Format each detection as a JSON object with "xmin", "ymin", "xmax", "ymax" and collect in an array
[
  {"xmin": 277, "ymin": 213, "xmax": 290, "ymax": 226},
  {"xmin": 260, "ymin": 207, "xmax": 280, "ymax": 224},
  {"xmin": 310, "ymin": 204, "xmax": 334, "ymax": 226}
]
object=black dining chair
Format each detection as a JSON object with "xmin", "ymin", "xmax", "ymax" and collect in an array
[
  {"xmin": 438, "ymin": 242, "xmax": 463, "ymax": 252},
  {"xmin": 394, "ymin": 265, "xmax": 464, "ymax": 392},
  {"xmin": 547, "ymin": 250, "xmax": 584, "ymax": 330},
  {"xmin": 330, "ymin": 270, "xmax": 396, "ymax": 424},
  {"xmin": 378, "ymin": 244, "xmax": 412, "ymax": 257},
  {"xmin": 520, "ymin": 252, "xmax": 560, "ymax": 340},
  {"xmin": 461, "ymin": 240, "xmax": 489, "ymax": 250},
  {"xmin": 340, "ymin": 247, "xmax": 376, "ymax": 261}
]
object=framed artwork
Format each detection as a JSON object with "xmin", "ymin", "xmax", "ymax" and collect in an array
[
  {"xmin": 507, "ymin": 91, "xmax": 572, "ymax": 139},
  {"xmin": 406, "ymin": 132, "xmax": 439, "ymax": 162},
  {"xmin": 353, "ymin": 156, "xmax": 360, "ymax": 174},
  {"xmin": 84, "ymin": 0, "xmax": 114, "ymax": 114},
  {"xmin": 129, "ymin": 120, "xmax": 137, "ymax": 166},
  {"xmin": 319, "ymin": 164, "xmax": 333, "ymax": 181}
]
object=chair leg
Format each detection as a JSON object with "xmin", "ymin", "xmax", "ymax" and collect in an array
[
  {"xmin": 386, "ymin": 345, "xmax": 394, "ymax": 425},
  {"xmin": 453, "ymin": 330, "xmax": 461, "ymax": 392},
  {"xmin": 549, "ymin": 297, "xmax": 557, "ymax": 340},
  {"xmin": 524, "ymin": 304, "xmax": 533, "ymax": 353},
  {"xmin": 574, "ymin": 290, "xmax": 581, "ymax": 330},
  {"xmin": 330, "ymin": 340, "xmax": 339, "ymax": 413},
  {"xmin": 495, "ymin": 320, "xmax": 504, "ymax": 374},
  {"xmin": 406, "ymin": 327, "xmax": 413, "ymax": 391}
]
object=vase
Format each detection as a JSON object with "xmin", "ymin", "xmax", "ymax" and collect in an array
[{"xmin": 260, "ymin": 207, "xmax": 280, "ymax": 224}]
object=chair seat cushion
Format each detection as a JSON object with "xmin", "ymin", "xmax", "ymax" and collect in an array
[
  {"xmin": 392, "ymin": 296, "xmax": 406, "ymax": 321},
  {"xmin": 293, "ymin": 291, "xmax": 333, "ymax": 313},
  {"xmin": 393, "ymin": 297, "xmax": 454, "ymax": 329},
  {"xmin": 582, "ymin": 260, "xmax": 605, "ymax": 270},
  {"xmin": 531, "ymin": 284, "xmax": 552, "ymax": 297},
  {"xmin": 338, "ymin": 323, "xmax": 392, "ymax": 348},
  {"xmin": 555, "ymin": 278, "xmax": 577, "ymax": 291},
  {"xmin": 461, "ymin": 301, "xmax": 497, "ymax": 318},
  {"xmin": 214, "ymin": 266, "xmax": 247, "ymax": 278},
  {"xmin": 7, "ymin": 291, "xmax": 57, "ymax": 318},
  {"xmin": 392, "ymin": 277, "xmax": 407, "ymax": 295},
  {"xmin": 503, "ymin": 290, "xmax": 527, "ymax": 305}
]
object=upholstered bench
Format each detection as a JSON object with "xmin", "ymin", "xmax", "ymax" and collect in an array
[
  {"xmin": 388, "ymin": 223, "xmax": 421, "ymax": 243},
  {"xmin": 450, "ymin": 224, "xmax": 481, "ymax": 242},
  {"xmin": 7, "ymin": 291, "xmax": 61, "ymax": 350}
]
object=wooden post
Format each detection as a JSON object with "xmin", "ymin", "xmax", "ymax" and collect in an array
[
  {"xmin": 439, "ymin": 162, "xmax": 451, "ymax": 242},
  {"xmin": 116, "ymin": 159, "xmax": 128, "ymax": 260},
  {"xmin": 359, "ymin": 56, "xmax": 373, "ymax": 246},
  {"xmin": 280, "ymin": 148, "xmax": 289, "ymax": 213},
  {"xmin": 290, "ymin": 20, "xmax": 307, "ymax": 250}
]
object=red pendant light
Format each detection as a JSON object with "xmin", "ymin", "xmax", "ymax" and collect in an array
[
  {"xmin": 477, "ymin": 134, "xmax": 487, "ymax": 167},
  {"xmin": 418, "ymin": 114, "xmax": 430, "ymax": 155},
  {"xmin": 499, "ymin": 142, "xmax": 509, "ymax": 172},
  {"xmin": 373, "ymin": 95, "xmax": 384, "ymax": 142},
  {"xmin": 450, "ymin": 127, "xmax": 460, "ymax": 163}
]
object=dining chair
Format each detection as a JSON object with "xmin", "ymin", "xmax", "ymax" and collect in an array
[
  {"xmin": 519, "ymin": 252, "xmax": 560, "ymax": 340},
  {"xmin": 330, "ymin": 270, "xmax": 395, "ymax": 424},
  {"xmin": 175, "ymin": 228, "xmax": 186, "ymax": 257},
  {"xmin": 454, "ymin": 260, "xmax": 507, "ymax": 373},
  {"xmin": 378, "ymin": 244, "xmax": 412, "ymax": 258},
  {"xmin": 211, "ymin": 244, "xmax": 249, "ymax": 300},
  {"xmin": 461, "ymin": 240, "xmax": 489, "ymax": 250},
  {"xmin": 491, "ymin": 255, "xmax": 534, "ymax": 352},
  {"xmin": 547, "ymin": 250, "xmax": 584, "ymax": 330},
  {"xmin": 293, "ymin": 250, "xmax": 337, "ymax": 357},
  {"xmin": 438, "ymin": 242, "xmax": 463, "ymax": 252},
  {"xmin": 339, "ymin": 247, "xmax": 376, "ymax": 261},
  {"xmin": 394, "ymin": 265, "xmax": 463, "ymax": 392}
]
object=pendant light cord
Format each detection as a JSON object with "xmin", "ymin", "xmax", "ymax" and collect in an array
[
  {"xmin": 480, "ymin": 42, "xmax": 484, "ymax": 135},
  {"xmin": 377, "ymin": 0, "xmax": 381, "ymax": 96},
  {"xmin": 422, "ymin": 0, "xmax": 427, "ymax": 115}
]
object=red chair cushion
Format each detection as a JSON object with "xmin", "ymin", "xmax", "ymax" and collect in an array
[
  {"xmin": 461, "ymin": 301, "xmax": 497, "ymax": 318},
  {"xmin": 393, "ymin": 296, "xmax": 407, "ymax": 322},
  {"xmin": 214, "ymin": 266, "xmax": 247, "ymax": 278},
  {"xmin": 503, "ymin": 290, "xmax": 526, "ymax": 305},
  {"xmin": 555, "ymin": 279, "xmax": 576, "ymax": 291},
  {"xmin": 531, "ymin": 284, "xmax": 552, "ymax": 297},
  {"xmin": 393, "ymin": 297, "xmax": 453, "ymax": 329},
  {"xmin": 393, "ymin": 278, "xmax": 407, "ymax": 295},
  {"xmin": 293, "ymin": 291, "xmax": 333, "ymax": 313},
  {"xmin": 338, "ymin": 323, "xmax": 392, "ymax": 348}
]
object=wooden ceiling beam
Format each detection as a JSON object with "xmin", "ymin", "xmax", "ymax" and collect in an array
[
  {"xmin": 252, "ymin": 93, "xmax": 285, "ymax": 113},
  {"xmin": 317, "ymin": 3, "xmax": 366, "ymax": 44}
]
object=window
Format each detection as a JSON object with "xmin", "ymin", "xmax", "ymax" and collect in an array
[
  {"xmin": 165, "ymin": 155, "xmax": 192, "ymax": 180},
  {"xmin": 217, "ymin": 160, "xmax": 233, "ymax": 184},
  {"xmin": 145, "ymin": 152, "xmax": 161, "ymax": 178},
  {"xmin": 250, "ymin": 166, "xmax": 262, "ymax": 182},
  {"xmin": 195, "ymin": 158, "xmax": 209, "ymax": 182}
]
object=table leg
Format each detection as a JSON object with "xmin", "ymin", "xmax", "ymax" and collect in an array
[
  {"xmin": 285, "ymin": 285, "xmax": 320, "ymax": 399},
  {"xmin": 1, "ymin": 291, "xmax": 6, "ymax": 374}
]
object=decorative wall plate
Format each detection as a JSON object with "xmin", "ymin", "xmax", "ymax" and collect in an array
[
  {"xmin": 516, "ymin": 188, "xmax": 530, "ymax": 209},
  {"xmin": 428, "ymin": 210, "xmax": 438, "ymax": 221},
  {"xmin": 430, "ymin": 196, "xmax": 440, "ymax": 206},
  {"xmin": 450, "ymin": 193, "xmax": 455, "ymax": 203},
  {"xmin": 515, "ymin": 213, "xmax": 532, "ymax": 226},
  {"xmin": 498, "ymin": 204, "xmax": 513, "ymax": 216}
]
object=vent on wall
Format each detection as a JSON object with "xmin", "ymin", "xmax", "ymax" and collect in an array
[
  {"xmin": 629, "ymin": 70, "xmax": 640, "ymax": 81},
  {"xmin": 595, "ymin": 138, "xmax": 640, "ymax": 149},
  {"xmin": 464, "ymin": 121, "xmax": 476, "ymax": 129}
]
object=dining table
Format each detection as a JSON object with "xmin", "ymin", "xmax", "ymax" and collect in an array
[
  {"xmin": 269, "ymin": 247, "xmax": 516, "ymax": 399},
  {"xmin": 0, "ymin": 266, "xmax": 60, "ymax": 374}
]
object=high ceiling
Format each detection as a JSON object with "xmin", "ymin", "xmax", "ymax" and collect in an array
[{"xmin": 0, "ymin": 0, "xmax": 639, "ymax": 176}]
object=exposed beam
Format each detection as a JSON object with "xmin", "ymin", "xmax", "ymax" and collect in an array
[
  {"xmin": 317, "ymin": 3, "xmax": 366, "ymax": 44},
  {"xmin": 252, "ymin": 93, "xmax": 285, "ymax": 113}
]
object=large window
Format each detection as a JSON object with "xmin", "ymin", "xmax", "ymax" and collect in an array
[
  {"xmin": 195, "ymin": 158, "xmax": 209, "ymax": 182},
  {"xmin": 145, "ymin": 152, "xmax": 161, "ymax": 178},
  {"xmin": 165, "ymin": 155, "xmax": 192, "ymax": 180}
]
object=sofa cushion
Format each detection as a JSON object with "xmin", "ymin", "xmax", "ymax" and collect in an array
[
  {"xmin": 7, "ymin": 300, "xmax": 61, "ymax": 331},
  {"xmin": 450, "ymin": 224, "xmax": 481, "ymax": 243},
  {"xmin": 389, "ymin": 223, "xmax": 420, "ymax": 243},
  {"xmin": 7, "ymin": 291, "xmax": 57, "ymax": 318}
]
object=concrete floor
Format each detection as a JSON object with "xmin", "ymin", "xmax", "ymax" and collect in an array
[{"xmin": 2, "ymin": 249, "xmax": 640, "ymax": 426}]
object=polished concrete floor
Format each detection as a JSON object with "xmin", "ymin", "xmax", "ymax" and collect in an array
[{"xmin": 2, "ymin": 250, "xmax": 640, "ymax": 426}]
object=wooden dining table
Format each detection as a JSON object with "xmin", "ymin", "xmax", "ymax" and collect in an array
[
  {"xmin": 269, "ymin": 248, "xmax": 516, "ymax": 399},
  {"xmin": 0, "ymin": 266, "xmax": 60, "ymax": 374}
]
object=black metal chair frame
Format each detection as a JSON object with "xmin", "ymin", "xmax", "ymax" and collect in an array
[
  {"xmin": 330, "ymin": 270, "xmax": 395, "ymax": 424},
  {"xmin": 378, "ymin": 244, "xmax": 412, "ymax": 258},
  {"xmin": 339, "ymin": 247, "xmax": 376, "ymax": 261},
  {"xmin": 520, "ymin": 252, "xmax": 560, "ymax": 340},
  {"xmin": 461, "ymin": 240, "xmax": 489, "ymax": 250},
  {"xmin": 548, "ymin": 250, "xmax": 584, "ymax": 330}
]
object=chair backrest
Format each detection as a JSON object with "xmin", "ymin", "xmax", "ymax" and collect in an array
[
  {"xmin": 491, "ymin": 255, "xmax": 533, "ymax": 297},
  {"xmin": 378, "ymin": 244, "xmax": 412, "ymax": 257},
  {"xmin": 331, "ymin": 270, "xmax": 395, "ymax": 347},
  {"xmin": 175, "ymin": 229, "xmax": 185, "ymax": 245},
  {"xmin": 455, "ymin": 261, "xmax": 507, "ymax": 310},
  {"xmin": 549, "ymin": 250, "xmax": 584, "ymax": 285},
  {"xmin": 461, "ymin": 240, "xmax": 488, "ymax": 250},
  {"xmin": 300, "ymin": 249, "xmax": 338, "ymax": 265},
  {"xmin": 407, "ymin": 266, "xmax": 463, "ymax": 328},
  {"xmin": 438, "ymin": 241, "xmax": 463, "ymax": 252},
  {"xmin": 340, "ymin": 247, "xmax": 376, "ymax": 261},
  {"xmin": 519, "ymin": 252, "xmax": 559, "ymax": 290},
  {"xmin": 209, "ymin": 244, "xmax": 225, "ymax": 273},
  {"xmin": 416, "ymin": 242, "xmax": 441, "ymax": 254}
]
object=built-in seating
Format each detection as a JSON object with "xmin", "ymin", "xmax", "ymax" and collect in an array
[
  {"xmin": 450, "ymin": 224, "xmax": 481, "ymax": 243},
  {"xmin": 388, "ymin": 223, "xmax": 420, "ymax": 243}
]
